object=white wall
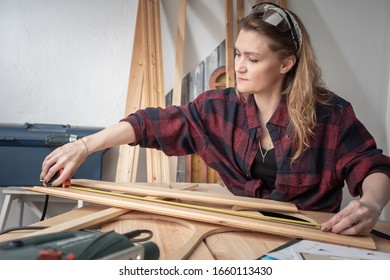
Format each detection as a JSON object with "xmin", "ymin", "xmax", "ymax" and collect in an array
[
  {"xmin": 290, "ymin": 0, "xmax": 390, "ymax": 154},
  {"xmin": 289, "ymin": 0, "xmax": 390, "ymax": 220},
  {"xmin": 0, "ymin": 0, "xmax": 228, "ymax": 127},
  {"xmin": 0, "ymin": 0, "xmax": 389, "ymax": 225},
  {"xmin": 0, "ymin": 0, "xmax": 135, "ymax": 127}
]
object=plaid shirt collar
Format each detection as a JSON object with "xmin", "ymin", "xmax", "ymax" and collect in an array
[{"xmin": 246, "ymin": 94, "xmax": 290, "ymax": 129}]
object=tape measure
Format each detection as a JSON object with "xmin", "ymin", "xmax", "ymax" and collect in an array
[{"xmin": 42, "ymin": 169, "xmax": 71, "ymax": 188}]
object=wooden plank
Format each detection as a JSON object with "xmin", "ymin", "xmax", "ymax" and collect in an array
[
  {"xmin": 20, "ymin": 182, "xmax": 198, "ymax": 239},
  {"xmin": 123, "ymin": 3, "xmax": 144, "ymax": 116},
  {"xmin": 188, "ymin": 241, "xmax": 216, "ymax": 260},
  {"xmin": 100, "ymin": 213, "xmax": 196, "ymax": 260},
  {"xmin": 115, "ymin": 145, "xmax": 140, "ymax": 182},
  {"xmin": 22, "ymin": 207, "xmax": 130, "ymax": 238},
  {"xmin": 225, "ymin": 0, "xmax": 235, "ymax": 87},
  {"xmin": 204, "ymin": 231, "xmax": 292, "ymax": 260},
  {"xmin": 154, "ymin": 0, "xmax": 173, "ymax": 182},
  {"xmin": 152, "ymin": 0, "xmax": 165, "ymax": 108},
  {"xmin": 166, "ymin": 221, "xmax": 240, "ymax": 260},
  {"xmin": 28, "ymin": 186, "xmax": 377, "ymax": 250},
  {"xmin": 115, "ymin": 0, "xmax": 144, "ymax": 182},
  {"xmin": 169, "ymin": 0, "xmax": 187, "ymax": 183},
  {"xmin": 172, "ymin": 0, "xmax": 187, "ymax": 106},
  {"xmin": 207, "ymin": 167, "xmax": 218, "ymax": 184},
  {"xmin": 0, "ymin": 204, "xmax": 109, "ymax": 243},
  {"xmin": 185, "ymin": 155, "xmax": 192, "ymax": 182},
  {"xmin": 143, "ymin": 0, "xmax": 170, "ymax": 183},
  {"xmin": 100, "ymin": 213, "xmax": 236, "ymax": 260},
  {"xmin": 236, "ymin": 0, "xmax": 245, "ymax": 34},
  {"xmin": 195, "ymin": 154, "xmax": 207, "ymax": 183},
  {"xmin": 142, "ymin": 0, "xmax": 155, "ymax": 182},
  {"xmin": 71, "ymin": 179, "xmax": 298, "ymax": 213},
  {"xmin": 191, "ymin": 154, "xmax": 201, "ymax": 182},
  {"xmin": 0, "ymin": 184, "xmax": 197, "ymax": 243}
]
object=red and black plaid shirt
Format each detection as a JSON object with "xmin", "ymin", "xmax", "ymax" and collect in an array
[{"xmin": 123, "ymin": 88, "xmax": 390, "ymax": 212}]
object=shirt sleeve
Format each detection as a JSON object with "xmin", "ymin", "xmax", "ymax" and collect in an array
[
  {"xmin": 120, "ymin": 93, "xmax": 209, "ymax": 157},
  {"xmin": 335, "ymin": 103, "xmax": 390, "ymax": 197}
]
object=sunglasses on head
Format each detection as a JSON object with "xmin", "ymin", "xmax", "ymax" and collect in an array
[{"xmin": 252, "ymin": 2, "xmax": 301, "ymax": 52}]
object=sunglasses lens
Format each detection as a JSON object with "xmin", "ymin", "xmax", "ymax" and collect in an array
[
  {"xmin": 251, "ymin": 3, "xmax": 301, "ymax": 52},
  {"xmin": 252, "ymin": 4, "xmax": 290, "ymax": 32},
  {"xmin": 261, "ymin": 9, "xmax": 290, "ymax": 32}
]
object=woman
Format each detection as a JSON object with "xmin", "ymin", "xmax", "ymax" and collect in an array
[{"xmin": 41, "ymin": 3, "xmax": 390, "ymax": 235}]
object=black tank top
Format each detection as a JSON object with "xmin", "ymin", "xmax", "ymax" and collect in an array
[{"xmin": 250, "ymin": 147, "xmax": 277, "ymax": 188}]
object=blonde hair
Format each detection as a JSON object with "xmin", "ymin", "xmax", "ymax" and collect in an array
[{"xmin": 240, "ymin": 11, "xmax": 333, "ymax": 162}]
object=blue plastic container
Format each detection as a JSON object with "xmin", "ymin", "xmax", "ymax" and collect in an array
[{"xmin": 0, "ymin": 123, "xmax": 108, "ymax": 186}]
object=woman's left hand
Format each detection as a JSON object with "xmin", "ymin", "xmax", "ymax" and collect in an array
[
  {"xmin": 321, "ymin": 199, "xmax": 380, "ymax": 235},
  {"xmin": 322, "ymin": 173, "xmax": 390, "ymax": 235}
]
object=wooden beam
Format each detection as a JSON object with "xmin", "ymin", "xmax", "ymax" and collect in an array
[
  {"xmin": 23, "ymin": 207, "xmax": 130, "ymax": 238},
  {"xmin": 172, "ymin": 0, "xmax": 187, "ymax": 107},
  {"xmin": 115, "ymin": 0, "xmax": 145, "ymax": 182},
  {"xmin": 16, "ymin": 183, "xmax": 198, "ymax": 240},
  {"xmin": 116, "ymin": 0, "xmax": 170, "ymax": 184},
  {"xmin": 236, "ymin": 0, "xmax": 245, "ymax": 35},
  {"xmin": 142, "ymin": 0, "xmax": 170, "ymax": 183},
  {"xmin": 169, "ymin": 0, "xmax": 187, "ymax": 183},
  {"xmin": 166, "ymin": 220, "xmax": 239, "ymax": 260},
  {"xmin": 71, "ymin": 179, "xmax": 299, "ymax": 213},
  {"xmin": 225, "ymin": 0, "xmax": 235, "ymax": 88},
  {"xmin": 185, "ymin": 154, "xmax": 192, "ymax": 182},
  {"xmin": 28, "ymin": 186, "xmax": 377, "ymax": 250},
  {"xmin": 0, "ymin": 204, "xmax": 110, "ymax": 243}
]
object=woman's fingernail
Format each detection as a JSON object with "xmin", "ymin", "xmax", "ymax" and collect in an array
[{"xmin": 321, "ymin": 226, "xmax": 329, "ymax": 232}]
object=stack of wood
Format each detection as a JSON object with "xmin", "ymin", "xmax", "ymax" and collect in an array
[
  {"xmin": 115, "ymin": 0, "xmax": 169, "ymax": 184},
  {"xmin": 115, "ymin": 0, "xmax": 286, "ymax": 185}
]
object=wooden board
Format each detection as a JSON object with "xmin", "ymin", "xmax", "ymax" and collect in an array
[
  {"xmin": 169, "ymin": 0, "xmax": 187, "ymax": 182},
  {"xmin": 142, "ymin": 0, "xmax": 170, "ymax": 183},
  {"xmin": 22, "ymin": 207, "xmax": 130, "ymax": 238},
  {"xmin": 100, "ymin": 213, "xmax": 240, "ymax": 260},
  {"xmin": 27, "ymin": 186, "xmax": 377, "ymax": 250},
  {"xmin": 71, "ymin": 179, "xmax": 298, "ymax": 213},
  {"xmin": 100, "ymin": 213, "xmax": 292, "ymax": 260},
  {"xmin": 236, "ymin": 0, "xmax": 245, "ymax": 34},
  {"xmin": 115, "ymin": 0, "xmax": 144, "ymax": 183},
  {"xmin": 0, "ymin": 204, "xmax": 110, "ymax": 243},
  {"xmin": 225, "ymin": 0, "xmax": 235, "ymax": 87},
  {"xmin": 116, "ymin": 0, "xmax": 170, "ymax": 183},
  {"xmin": 172, "ymin": 0, "xmax": 187, "ymax": 107}
]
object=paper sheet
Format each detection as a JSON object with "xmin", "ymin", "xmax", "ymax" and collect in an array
[{"xmin": 261, "ymin": 239, "xmax": 390, "ymax": 260}]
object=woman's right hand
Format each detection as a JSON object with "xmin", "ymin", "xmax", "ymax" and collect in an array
[
  {"xmin": 39, "ymin": 121, "xmax": 136, "ymax": 186},
  {"xmin": 40, "ymin": 138, "xmax": 89, "ymax": 187}
]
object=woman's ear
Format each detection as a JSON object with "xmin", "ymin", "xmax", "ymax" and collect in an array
[{"xmin": 280, "ymin": 55, "xmax": 296, "ymax": 74}]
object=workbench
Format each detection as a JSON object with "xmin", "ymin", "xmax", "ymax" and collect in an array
[
  {"xmin": 0, "ymin": 183, "xmax": 389, "ymax": 259},
  {"xmin": 0, "ymin": 186, "xmax": 83, "ymax": 232}
]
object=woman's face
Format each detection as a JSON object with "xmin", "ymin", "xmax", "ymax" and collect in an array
[{"xmin": 234, "ymin": 29, "xmax": 286, "ymax": 96}]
